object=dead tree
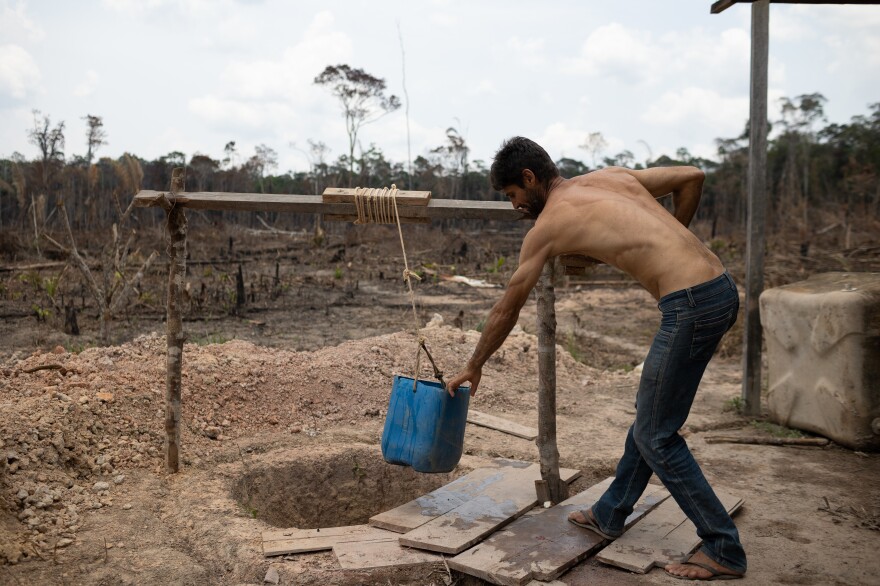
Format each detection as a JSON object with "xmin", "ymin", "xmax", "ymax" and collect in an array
[{"xmin": 44, "ymin": 155, "xmax": 157, "ymax": 344}]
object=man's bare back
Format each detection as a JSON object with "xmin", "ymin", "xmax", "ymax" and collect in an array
[
  {"xmin": 531, "ymin": 167, "xmax": 724, "ymax": 299},
  {"xmin": 449, "ymin": 160, "xmax": 726, "ymax": 396}
]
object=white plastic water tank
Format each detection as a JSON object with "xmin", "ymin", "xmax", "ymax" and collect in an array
[{"xmin": 760, "ymin": 272, "xmax": 880, "ymax": 451}]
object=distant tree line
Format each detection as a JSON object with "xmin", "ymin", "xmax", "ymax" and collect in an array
[{"xmin": 1, "ymin": 93, "xmax": 878, "ymax": 256}]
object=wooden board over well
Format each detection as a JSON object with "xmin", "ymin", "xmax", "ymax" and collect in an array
[
  {"xmin": 397, "ymin": 463, "xmax": 582, "ymax": 555},
  {"xmin": 449, "ymin": 479, "xmax": 669, "ymax": 585},
  {"xmin": 261, "ymin": 524, "xmax": 390, "ymax": 557},
  {"xmin": 596, "ymin": 490, "xmax": 744, "ymax": 574},
  {"xmin": 333, "ymin": 537, "xmax": 444, "ymax": 570},
  {"xmin": 370, "ymin": 461, "xmax": 579, "ymax": 534}
]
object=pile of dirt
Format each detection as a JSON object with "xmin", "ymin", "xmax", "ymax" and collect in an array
[{"xmin": 0, "ymin": 319, "xmax": 601, "ymax": 566}]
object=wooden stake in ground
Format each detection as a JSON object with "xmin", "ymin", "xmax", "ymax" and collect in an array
[
  {"xmin": 535, "ymin": 258, "xmax": 568, "ymax": 504},
  {"xmin": 162, "ymin": 168, "xmax": 187, "ymax": 473}
]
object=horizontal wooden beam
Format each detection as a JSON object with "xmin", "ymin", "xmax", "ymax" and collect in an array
[
  {"xmin": 133, "ymin": 190, "xmax": 525, "ymax": 222},
  {"xmin": 321, "ymin": 187, "xmax": 431, "ymax": 206},
  {"xmin": 712, "ymin": 0, "xmax": 880, "ymax": 14}
]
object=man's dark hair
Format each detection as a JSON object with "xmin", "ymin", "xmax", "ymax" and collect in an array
[{"xmin": 490, "ymin": 136, "xmax": 559, "ymax": 191}]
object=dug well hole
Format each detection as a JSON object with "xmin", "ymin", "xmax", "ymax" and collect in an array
[{"xmin": 231, "ymin": 444, "xmax": 463, "ymax": 528}]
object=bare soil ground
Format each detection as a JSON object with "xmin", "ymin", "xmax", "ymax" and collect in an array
[{"xmin": 1, "ymin": 223, "xmax": 878, "ymax": 585}]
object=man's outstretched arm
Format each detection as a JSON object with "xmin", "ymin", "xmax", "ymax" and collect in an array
[
  {"xmin": 446, "ymin": 230, "xmax": 550, "ymax": 396},
  {"xmin": 623, "ymin": 166, "xmax": 705, "ymax": 228}
]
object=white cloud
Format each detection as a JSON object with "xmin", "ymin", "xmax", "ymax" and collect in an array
[
  {"xmin": 501, "ymin": 37, "xmax": 546, "ymax": 69},
  {"xmin": 0, "ymin": 0, "xmax": 45, "ymax": 43},
  {"xmin": 102, "ymin": 0, "xmax": 235, "ymax": 18},
  {"xmin": 0, "ymin": 44, "xmax": 40, "ymax": 99},
  {"xmin": 74, "ymin": 70, "xmax": 99, "ymax": 97},
  {"xmin": 466, "ymin": 79, "xmax": 496, "ymax": 97},
  {"xmin": 188, "ymin": 10, "xmax": 353, "ymax": 139},
  {"xmin": 792, "ymin": 4, "xmax": 880, "ymax": 29},
  {"xmin": 642, "ymin": 87, "xmax": 749, "ymax": 138},
  {"xmin": 564, "ymin": 23, "xmax": 750, "ymax": 92},
  {"xmin": 430, "ymin": 12, "xmax": 456, "ymax": 27},
  {"xmin": 565, "ymin": 23, "xmax": 655, "ymax": 82},
  {"xmin": 536, "ymin": 122, "xmax": 625, "ymax": 162}
]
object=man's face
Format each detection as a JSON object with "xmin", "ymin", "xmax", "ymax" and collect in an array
[{"xmin": 503, "ymin": 184, "xmax": 545, "ymax": 219}]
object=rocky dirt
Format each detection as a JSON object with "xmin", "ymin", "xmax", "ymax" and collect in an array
[{"xmin": 1, "ymin": 225, "xmax": 878, "ymax": 585}]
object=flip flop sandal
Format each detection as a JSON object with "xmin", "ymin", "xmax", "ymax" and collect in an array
[
  {"xmin": 664, "ymin": 561, "xmax": 744, "ymax": 581},
  {"xmin": 567, "ymin": 509, "xmax": 618, "ymax": 541}
]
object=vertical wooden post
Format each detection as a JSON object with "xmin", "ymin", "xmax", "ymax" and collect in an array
[
  {"xmin": 743, "ymin": 0, "xmax": 769, "ymax": 417},
  {"xmin": 535, "ymin": 258, "xmax": 568, "ymax": 504},
  {"xmin": 165, "ymin": 168, "xmax": 187, "ymax": 472}
]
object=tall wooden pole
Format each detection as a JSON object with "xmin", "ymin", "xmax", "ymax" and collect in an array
[
  {"xmin": 535, "ymin": 259, "xmax": 568, "ymax": 504},
  {"xmin": 743, "ymin": 0, "xmax": 769, "ymax": 416},
  {"xmin": 164, "ymin": 168, "xmax": 187, "ymax": 472}
]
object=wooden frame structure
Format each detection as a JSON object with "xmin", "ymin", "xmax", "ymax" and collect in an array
[
  {"xmin": 711, "ymin": 0, "xmax": 879, "ymax": 415},
  {"xmin": 135, "ymin": 182, "xmax": 585, "ymax": 501}
]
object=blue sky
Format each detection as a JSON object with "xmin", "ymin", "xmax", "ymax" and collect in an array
[{"xmin": 1, "ymin": 0, "xmax": 878, "ymax": 175}]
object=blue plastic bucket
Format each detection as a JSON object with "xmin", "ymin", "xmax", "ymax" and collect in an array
[{"xmin": 381, "ymin": 375, "xmax": 470, "ymax": 473}]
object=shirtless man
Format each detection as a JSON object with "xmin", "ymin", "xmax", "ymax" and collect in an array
[{"xmin": 447, "ymin": 137, "xmax": 746, "ymax": 581}]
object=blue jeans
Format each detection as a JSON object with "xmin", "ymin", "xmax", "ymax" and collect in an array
[{"xmin": 591, "ymin": 271, "xmax": 747, "ymax": 574}]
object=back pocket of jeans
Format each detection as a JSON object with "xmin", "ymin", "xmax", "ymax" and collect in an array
[{"xmin": 690, "ymin": 309, "xmax": 734, "ymax": 360}]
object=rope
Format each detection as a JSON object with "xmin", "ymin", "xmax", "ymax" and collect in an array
[{"xmin": 352, "ymin": 185, "xmax": 439, "ymax": 391}]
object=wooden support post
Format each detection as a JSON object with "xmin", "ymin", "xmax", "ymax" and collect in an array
[
  {"xmin": 163, "ymin": 167, "xmax": 187, "ymax": 473},
  {"xmin": 743, "ymin": 0, "xmax": 769, "ymax": 417},
  {"xmin": 535, "ymin": 258, "xmax": 568, "ymax": 504}
]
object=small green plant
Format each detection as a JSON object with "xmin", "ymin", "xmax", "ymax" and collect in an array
[
  {"xmin": 723, "ymin": 396, "xmax": 744, "ymax": 414},
  {"xmin": 334, "ymin": 267, "xmax": 344, "ymax": 280},
  {"xmin": 203, "ymin": 267, "xmax": 213, "ymax": 278},
  {"xmin": 32, "ymin": 304, "xmax": 51, "ymax": 321},
  {"xmin": 19, "ymin": 271, "xmax": 42, "ymax": 293},
  {"xmin": 489, "ymin": 256, "xmax": 506, "ymax": 273},
  {"xmin": 475, "ymin": 318, "xmax": 486, "ymax": 332},
  {"xmin": 139, "ymin": 291, "xmax": 157, "ymax": 304},
  {"xmin": 240, "ymin": 504, "xmax": 258, "ymax": 518},
  {"xmin": 750, "ymin": 420, "xmax": 806, "ymax": 439},
  {"xmin": 565, "ymin": 331, "xmax": 584, "ymax": 363},
  {"xmin": 42, "ymin": 276, "xmax": 59, "ymax": 298}
]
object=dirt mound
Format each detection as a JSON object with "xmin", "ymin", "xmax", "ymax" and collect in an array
[{"xmin": 0, "ymin": 321, "xmax": 601, "ymax": 565}]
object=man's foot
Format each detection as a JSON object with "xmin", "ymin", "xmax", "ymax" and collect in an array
[
  {"xmin": 664, "ymin": 550, "xmax": 744, "ymax": 581},
  {"xmin": 566, "ymin": 508, "xmax": 617, "ymax": 540}
]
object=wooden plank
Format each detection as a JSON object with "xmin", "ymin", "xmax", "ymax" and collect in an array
[
  {"xmin": 370, "ymin": 462, "xmax": 580, "ymax": 533},
  {"xmin": 531, "ymin": 484, "xmax": 669, "ymax": 582},
  {"xmin": 397, "ymin": 464, "xmax": 581, "ymax": 555},
  {"xmin": 322, "ymin": 187, "xmax": 431, "ymax": 205},
  {"xmin": 133, "ymin": 190, "xmax": 524, "ymax": 221},
  {"xmin": 710, "ymin": 0, "xmax": 739, "ymax": 13},
  {"xmin": 261, "ymin": 525, "xmax": 390, "ymax": 556},
  {"xmin": 333, "ymin": 537, "xmax": 443, "ymax": 570},
  {"xmin": 595, "ymin": 490, "xmax": 744, "ymax": 573},
  {"xmin": 467, "ymin": 410, "xmax": 538, "ymax": 441},
  {"xmin": 448, "ymin": 479, "xmax": 669, "ymax": 585}
]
